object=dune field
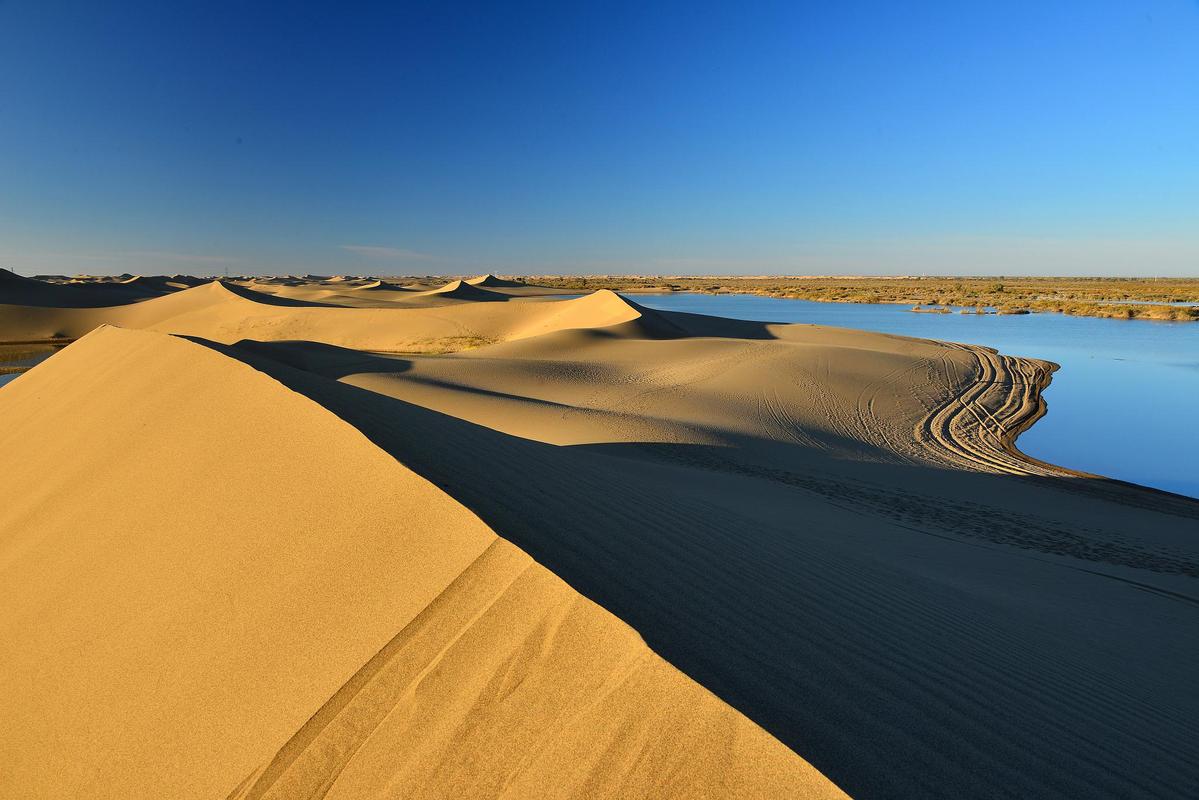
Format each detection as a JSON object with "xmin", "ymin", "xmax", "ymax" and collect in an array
[{"xmin": 1, "ymin": 271, "xmax": 1197, "ymax": 799}]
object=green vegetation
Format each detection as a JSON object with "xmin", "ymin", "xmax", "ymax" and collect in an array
[{"xmin": 527, "ymin": 276, "xmax": 1199, "ymax": 321}]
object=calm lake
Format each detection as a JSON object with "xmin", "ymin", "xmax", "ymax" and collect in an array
[{"xmin": 635, "ymin": 293, "xmax": 1199, "ymax": 499}]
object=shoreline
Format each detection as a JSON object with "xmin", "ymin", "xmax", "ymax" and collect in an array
[{"xmin": 915, "ymin": 344, "xmax": 1076, "ymax": 478}]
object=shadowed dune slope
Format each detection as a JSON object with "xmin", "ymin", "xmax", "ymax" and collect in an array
[
  {"xmin": 466, "ymin": 273, "xmax": 527, "ymax": 288},
  {"xmin": 206, "ymin": 325, "xmax": 1199, "ymax": 800},
  {"xmin": 0, "ymin": 326, "xmax": 843, "ymax": 800},
  {"xmin": 409, "ymin": 279, "xmax": 510, "ymax": 302},
  {"xmin": 0, "ymin": 267, "xmax": 162, "ymax": 308}
]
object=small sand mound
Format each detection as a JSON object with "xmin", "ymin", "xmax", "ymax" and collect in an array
[
  {"xmin": 509, "ymin": 289, "xmax": 685, "ymax": 341},
  {"xmin": 207, "ymin": 280, "xmax": 338, "ymax": 307},
  {"xmin": 352, "ymin": 279, "xmax": 415, "ymax": 291},
  {"xmin": 412, "ymin": 280, "xmax": 508, "ymax": 302},
  {"xmin": 466, "ymin": 273, "xmax": 525, "ymax": 288}
]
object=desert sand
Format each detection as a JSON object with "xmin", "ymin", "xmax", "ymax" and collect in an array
[{"xmin": 1, "ymin": 272, "xmax": 1196, "ymax": 799}]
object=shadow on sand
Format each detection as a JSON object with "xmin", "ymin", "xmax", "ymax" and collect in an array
[{"xmin": 188, "ymin": 334, "xmax": 1199, "ymax": 800}]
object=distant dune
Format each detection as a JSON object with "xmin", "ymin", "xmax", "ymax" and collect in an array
[
  {"xmin": 467, "ymin": 273, "xmax": 529, "ymax": 288},
  {"xmin": 0, "ymin": 267, "xmax": 165, "ymax": 307},
  {"xmin": 410, "ymin": 278, "xmax": 510, "ymax": 302},
  {"xmin": 1, "ymin": 274, "xmax": 1196, "ymax": 798}
]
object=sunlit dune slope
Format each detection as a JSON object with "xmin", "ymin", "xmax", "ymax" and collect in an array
[
  {"xmin": 0, "ymin": 281, "xmax": 667, "ymax": 350},
  {"xmin": 0, "ymin": 326, "xmax": 844, "ymax": 800}
]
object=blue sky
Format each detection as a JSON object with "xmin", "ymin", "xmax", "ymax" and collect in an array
[{"xmin": 1, "ymin": 1, "xmax": 1196, "ymax": 276}]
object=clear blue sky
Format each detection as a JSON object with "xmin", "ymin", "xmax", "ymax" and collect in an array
[{"xmin": 2, "ymin": 1, "xmax": 1196, "ymax": 276}]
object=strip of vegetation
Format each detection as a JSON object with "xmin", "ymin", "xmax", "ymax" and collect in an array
[{"xmin": 525, "ymin": 276, "xmax": 1199, "ymax": 321}]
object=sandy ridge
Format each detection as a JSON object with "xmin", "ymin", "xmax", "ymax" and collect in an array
[{"xmin": 0, "ymin": 325, "xmax": 844, "ymax": 800}]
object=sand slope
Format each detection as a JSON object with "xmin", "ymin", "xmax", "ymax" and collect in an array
[
  {"xmin": 0, "ymin": 326, "xmax": 842, "ymax": 800},
  {"xmin": 206, "ymin": 312, "xmax": 1199, "ymax": 798},
  {"xmin": 3, "ymin": 275, "xmax": 1197, "ymax": 798}
]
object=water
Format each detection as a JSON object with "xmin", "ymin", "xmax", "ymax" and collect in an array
[
  {"xmin": 0, "ymin": 346, "xmax": 61, "ymax": 390},
  {"xmin": 634, "ymin": 293, "xmax": 1199, "ymax": 498}
]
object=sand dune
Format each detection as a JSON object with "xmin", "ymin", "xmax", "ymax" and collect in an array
[
  {"xmin": 1, "ymin": 279, "xmax": 654, "ymax": 349},
  {"xmin": 409, "ymin": 279, "xmax": 510, "ymax": 303},
  {"xmin": 2, "ymin": 274, "xmax": 1196, "ymax": 799},
  {"xmin": 0, "ymin": 267, "xmax": 164, "ymax": 307},
  {"xmin": 211, "ymin": 329, "xmax": 1199, "ymax": 800},
  {"xmin": 352, "ymin": 279, "xmax": 407, "ymax": 291},
  {"xmin": 0, "ymin": 326, "xmax": 843, "ymax": 800},
  {"xmin": 467, "ymin": 273, "xmax": 528, "ymax": 288}
]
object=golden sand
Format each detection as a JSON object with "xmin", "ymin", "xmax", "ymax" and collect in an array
[{"xmin": 2, "ymin": 272, "xmax": 1196, "ymax": 798}]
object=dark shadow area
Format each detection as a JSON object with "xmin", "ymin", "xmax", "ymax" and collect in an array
[
  {"xmin": 410, "ymin": 281, "xmax": 514, "ymax": 303},
  {"xmin": 468, "ymin": 274, "xmax": 529, "ymax": 288},
  {"xmin": 628, "ymin": 298, "xmax": 780, "ymax": 340},
  {"xmin": 214, "ymin": 280, "xmax": 342, "ymax": 307},
  {"xmin": 355, "ymin": 280, "xmax": 421, "ymax": 291},
  {"xmin": 227, "ymin": 339, "xmax": 414, "ymax": 378},
  {"xmin": 188, "ymin": 334, "xmax": 1199, "ymax": 799},
  {"xmin": 0, "ymin": 268, "xmax": 168, "ymax": 308}
]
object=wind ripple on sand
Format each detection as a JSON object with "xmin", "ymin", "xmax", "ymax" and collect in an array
[{"xmin": 230, "ymin": 540, "xmax": 842, "ymax": 800}]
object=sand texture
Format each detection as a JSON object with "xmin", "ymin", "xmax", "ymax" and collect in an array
[
  {"xmin": 1, "ymin": 274, "xmax": 1197, "ymax": 799},
  {"xmin": 0, "ymin": 326, "xmax": 842, "ymax": 799}
]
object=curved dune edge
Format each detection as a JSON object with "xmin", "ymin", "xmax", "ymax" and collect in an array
[
  {"xmin": 912, "ymin": 342, "xmax": 1077, "ymax": 478},
  {"xmin": 0, "ymin": 326, "xmax": 846, "ymax": 800}
]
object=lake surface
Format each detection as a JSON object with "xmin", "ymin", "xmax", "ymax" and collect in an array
[
  {"xmin": 0, "ymin": 346, "xmax": 59, "ymax": 390},
  {"xmin": 635, "ymin": 293, "xmax": 1199, "ymax": 499}
]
